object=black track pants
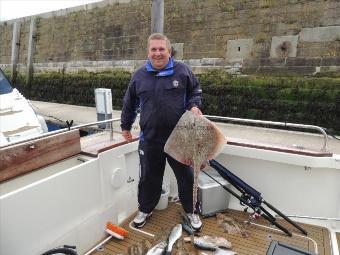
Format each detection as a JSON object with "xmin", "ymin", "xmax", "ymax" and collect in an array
[{"xmin": 137, "ymin": 141, "xmax": 194, "ymax": 214}]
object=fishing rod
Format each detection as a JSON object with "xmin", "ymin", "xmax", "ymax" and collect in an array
[{"xmin": 203, "ymin": 159, "xmax": 308, "ymax": 237}]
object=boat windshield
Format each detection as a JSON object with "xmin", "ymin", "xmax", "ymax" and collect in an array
[{"xmin": 0, "ymin": 69, "xmax": 13, "ymax": 95}]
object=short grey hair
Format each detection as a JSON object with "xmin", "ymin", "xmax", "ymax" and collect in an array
[{"xmin": 147, "ymin": 33, "xmax": 172, "ymax": 52}]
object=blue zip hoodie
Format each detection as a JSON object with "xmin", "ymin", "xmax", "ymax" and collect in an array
[{"xmin": 121, "ymin": 60, "xmax": 202, "ymax": 144}]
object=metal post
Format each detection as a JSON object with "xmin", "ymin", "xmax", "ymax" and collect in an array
[
  {"xmin": 11, "ymin": 21, "xmax": 21, "ymax": 85},
  {"xmin": 151, "ymin": 0, "xmax": 164, "ymax": 33},
  {"xmin": 110, "ymin": 121, "xmax": 113, "ymax": 141},
  {"xmin": 27, "ymin": 17, "xmax": 36, "ymax": 85},
  {"xmin": 102, "ymin": 91, "xmax": 113, "ymax": 141},
  {"xmin": 103, "ymin": 92, "xmax": 108, "ymax": 129}
]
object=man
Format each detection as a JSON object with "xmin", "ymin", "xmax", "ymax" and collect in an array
[{"xmin": 121, "ymin": 33, "xmax": 203, "ymax": 231}]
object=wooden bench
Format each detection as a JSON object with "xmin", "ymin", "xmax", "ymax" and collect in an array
[
  {"xmin": 0, "ymin": 130, "xmax": 81, "ymax": 183},
  {"xmin": 81, "ymin": 132, "xmax": 139, "ymax": 157}
]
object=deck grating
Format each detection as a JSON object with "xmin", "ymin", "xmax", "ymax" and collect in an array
[{"xmin": 91, "ymin": 203, "xmax": 331, "ymax": 255}]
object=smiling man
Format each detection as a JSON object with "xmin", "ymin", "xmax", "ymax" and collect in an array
[
  {"xmin": 121, "ymin": 33, "xmax": 203, "ymax": 231},
  {"xmin": 148, "ymin": 36, "xmax": 170, "ymax": 69}
]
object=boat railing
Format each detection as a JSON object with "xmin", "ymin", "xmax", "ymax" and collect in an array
[
  {"xmin": 1, "ymin": 118, "xmax": 121, "ymax": 149},
  {"xmin": 204, "ymin": 115, "xmax": 329, "ymax": 151},
  {"xmin": 1, "ymin": 115, "xmax": 329, "ymax": 152}
]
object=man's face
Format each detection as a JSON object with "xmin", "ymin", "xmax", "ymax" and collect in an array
[{"xmin": 148, "ymin": 39, "xmax": 171, "ymax": 70}]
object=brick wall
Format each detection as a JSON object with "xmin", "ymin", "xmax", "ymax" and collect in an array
[{"xmin": 0, "ymin": 0, "xmax": 340, "ymax": 75}]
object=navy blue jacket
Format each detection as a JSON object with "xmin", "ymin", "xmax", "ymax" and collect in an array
[{"xmin": 121, "ymin": 60, "xmax": 202, "ymax": 144}]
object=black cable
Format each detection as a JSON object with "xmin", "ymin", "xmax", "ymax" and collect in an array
[{"xmin": 41, "ymin": 245, "xmax": 77, "ymax": 255}]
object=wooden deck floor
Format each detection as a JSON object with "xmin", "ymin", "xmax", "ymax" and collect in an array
[{"xmin": 91, "ymin": 203, "xmax": 331, "ymax": 255}]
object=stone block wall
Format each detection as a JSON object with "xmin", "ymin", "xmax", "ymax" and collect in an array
[
  {"xmin": 0, "ymin": 0, "xmax": 151, "ymax": 66},
  {"xmin": 0, "ymin": 23, "xmax": 13, "ymax": 63},
  {"xmin": 31, "ymin": 1, "xmax": 150, "ymax": 63},
  {"xmin": 18, "ymin": 21, "xmax": 30, "ymax": 64},
  {"xmin": 0, "ymin": 0, "xmax": 340, "ymax": 75}
]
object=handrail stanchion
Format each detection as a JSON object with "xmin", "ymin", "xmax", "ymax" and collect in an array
[{"xmin": 110, "ymin": 120, "xmax": 113, "ymax": 141}]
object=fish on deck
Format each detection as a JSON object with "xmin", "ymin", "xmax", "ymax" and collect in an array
[
  {"xmin": 165, "ymin": 224, "xmax": 182, "ymax": 255},
  {"xmin": 183, "ymin": 235, "xmax": 232, "ymax": 251},
  {"xmin": 146, "ymin": 241, "xmax": 167, "ymax": 255}
]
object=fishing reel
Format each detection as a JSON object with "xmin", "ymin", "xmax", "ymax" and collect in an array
[
  {"xmin": 240, "ymin": 193, "xmax": 251, "ymax": 207},
  {"xmin": 242, "ymin": 204, "xmax": 262, "ymax": 221},
  {"xmin": 250, "ymin": 210, "xmax": 261, "ymax": 220}
]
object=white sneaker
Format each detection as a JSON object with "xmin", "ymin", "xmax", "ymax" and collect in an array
[
  {"xmin": 133, "ymin": 211, "xmax": 152, "ymax": 228},
  {"xmin": 186, "ymin": 213, "xmax": 202, "ymax": 231}
]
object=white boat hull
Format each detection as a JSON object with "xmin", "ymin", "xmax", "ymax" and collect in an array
[{"xmin": 1, "ymin": 134, "xmax": 340, "ymax": 254}]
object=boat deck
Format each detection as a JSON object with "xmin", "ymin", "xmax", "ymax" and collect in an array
[{"xmin": 91, "ymin": 203, "xmax": 331, "ymax": 255}]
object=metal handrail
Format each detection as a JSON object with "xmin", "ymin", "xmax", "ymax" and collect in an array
[
  {"xmin": 2, "ymin": 115, "xmax": 330, "ymax": 151},
  {"xmin": 1, "ymin": 118, "xmax": 121, "ymax": 149},
  {"xmin": 204, "ymin": 115, "xmax": 329, "ymax": 151}
]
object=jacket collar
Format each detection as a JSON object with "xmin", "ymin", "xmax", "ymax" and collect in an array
[{"xmin": 145, "ymin": 57, "xmax": 174, "ymax": 76}]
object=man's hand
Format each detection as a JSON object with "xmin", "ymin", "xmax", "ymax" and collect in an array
[
  {"xmin": 200, "ymin": 162, "xmax": 207, "ymax": 170},
  {"xmin": 190, "ymin": 106, "xmax": 202, "ymax": 116},
  {"xmin": 122, "ymin": 130, "xmax": 132, "ymax": 142}
]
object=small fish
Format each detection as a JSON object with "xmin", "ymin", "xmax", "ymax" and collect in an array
[
  {"xmin": 164, "ymin": 224, "xmax": 182, "ymax": 255},
  {"xmin": 135, "ymin": 242, "xmax": 144, "ymax": 255},
  {"xmin": 215, "ymin": 248, "xmax": 237, "ymax": 255},
  {"xmin": 127, "ymin": 245, "xmax": 139, "ymax": 255},
  {"xmin": 184, "ymin": 235, "xmax": 232, "ymax": 251},
  {"xmin": 184, "ymin": 236, "xmax": 216, "ymax": 251},
  {"xmin": 181, "ymin": 213, "xmax": 194, "ymax": 235},
  {"xmin": 146, "ymin": 241, "xmax": 167, "ymax": 255},
  {"xmin": 216, "ymin": 214, "xmax": 249, "ymax": 238},
  {"xmin": 194, "ymin": 240, "xmax": 216, "ymax": 251},
  {"xmin": 143, "ymin": 239, "xmax": 153, "ymax": 251}
]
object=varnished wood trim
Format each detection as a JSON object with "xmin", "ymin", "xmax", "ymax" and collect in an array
[
  {"xmin": 81, "ymin": 137, "xmax": 139, "ymax": 157},
  {"xmin": 0, "ymin": 130, "xmax": 81, "ymax": 183},
  {"xmin": 227, "ymin": 138, "xmax": 333, "ymax": 157}
]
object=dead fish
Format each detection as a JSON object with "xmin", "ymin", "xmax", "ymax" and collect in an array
[
  {"xmin": 215, "ymin": 248, "xmax": 237, "ymax": 255},
  {"xmin": 135, "ymin": 241, "xmax": 144, "ymax": 254},
  {"xmin": 184, "ymin": 236, "xmax": 216, "ymax": 251},
  {"xmin": 144, "ymin": 239, "xmax": 153, "ymax": 251},
  {"xmin": 164, "ymin": 224, "xmax": 182, "ymax": 255},
  {"xmin": 164, "ymin": 111, "xmax": 226, "ymax": 213},
  {"xmin": 181, "ymin": 213, "xmax": 194, "ymax": 235},
  {"xmin": 194, "ymin": 241, "xmax": 216, "ymax": 251},
  {"xmin": 127, "ymin": 245, "xmax": 139, "ymax": 255},
  {"xmin": 184, "ymin": 235, "xmax": 232, "ymax": 251},
  {"xmin": 146, "ymin": 241, "xmax": 167, "ymax": 255},
  {"xmin": 216, "ymin": 214, "xmax": 249, "ymax": 238}
]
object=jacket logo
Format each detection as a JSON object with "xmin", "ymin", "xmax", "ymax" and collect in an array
[{"xmin": 173, "ymin": 80, "xmax": 179, "ymax": 88}]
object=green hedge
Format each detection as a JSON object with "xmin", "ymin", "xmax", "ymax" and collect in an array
[
  {"xmin": 18, "ymin": 71, "xmax": 131, "ymax": 109},
  {"xmin": 14, "ymin": 69, "xmax": 340, "ymax": 133},
  {"xmin": 198, "ymin": 70, "xmax": 340, "ymax": 132}
]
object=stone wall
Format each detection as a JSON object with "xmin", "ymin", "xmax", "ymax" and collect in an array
[
  {"xmin": 1, "ymin": 0, "xmax": 340, "ymax": 75},
  {"xmin": 0, "ymin": 23, "xmax": 13, "ymax": 63}
]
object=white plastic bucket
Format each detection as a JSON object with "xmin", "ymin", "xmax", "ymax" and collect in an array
[{"xmin": 156, "ymin": 186, "xmax": 170, "ymax": 210}]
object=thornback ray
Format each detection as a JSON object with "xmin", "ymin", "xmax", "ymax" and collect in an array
[{"xmin": 164, "ymin": 111, "xmax": 227, "ymax": 213}]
